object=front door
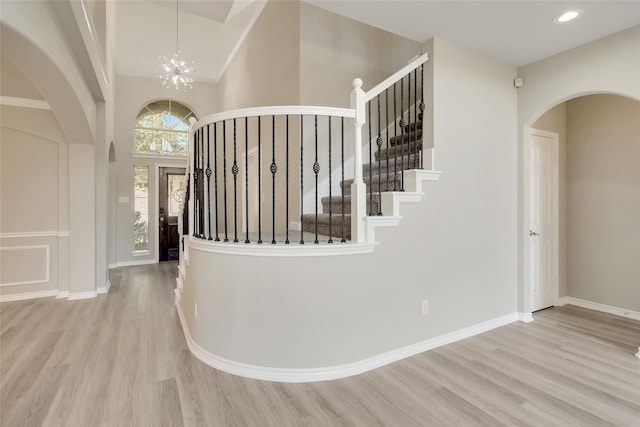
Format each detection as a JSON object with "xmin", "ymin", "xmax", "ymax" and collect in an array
[
  {"xmin": 529, "ymin": 129, "xmax": 559, "ymax": 311},
  {"xmin": 159, "ymin": 167, "xmax": 186, "ymax": 262}
]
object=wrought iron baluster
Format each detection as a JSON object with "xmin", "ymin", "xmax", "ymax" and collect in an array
[
  {"xmin": 271, "ymin": 116, "xmax": 277, "ymax": 244},
  {"xmin": 222, "ymin": 120, "xmax": 229, "ymax": 242},
  {"xmin": 192, "ymin": 128, "xmax": 198, "ymax": 237},
  {"xmin": 400, "ymin": 76, "xmax": 406, "ymax": 192},
  {"xmin": 393, "ymin": 82, "xmax": 398, "ymax": 191},
  {"xmin": 313, "ymin": 115, "xmax": 319, "ymax": 244},
  {"xmin": 200, "ymin": 127, "xmax": 205, "ymax": 237},
  {"xmin": 257, "ymin": 116, "xmax": 262, "ymax": 244},
  {"xmin": 368, "ymin": 100, "xmax": 373, "ymax": 215},
  {"xmin": 385, "ymin": 88, "xmax": 390, "ymax": 196},
  {"xmin": 299, "ymin": 115, "xmax": 304, "ymax": 245},
  {"xmin": 213, "ymin": 122, "xmax": 220, "ymax": 241},
  {"xmin": 404, "ymin": 72, "xmax": 410, "ymax": 191},
  {"xmin": 414, "ymin": 68, "xmax": 418, "ymax": 167},
  {"xmin": 340, "ymin": 117, "xmax": 346, "ymax": 243},
  {"xmin": 376, "ymin": 94, "xmax": 383, "ymax": 215},
  {"xmin": 244, "ymin": 117, "xmax": 250, "ymax": 244},
  {"xmin": 420, "ymin": 63, "xmax": 425, "ymax": 169},
  {"xmin": 285, "ymin": 115, "xmax": 290, "ymax": 244},
  {"xmin": 328, "ymin": 116, "xmax": 333, "ymax": 243},
  {"xmin": 232, "ymin": 119, "xmax": 239, "ymax": 242},
  {"xmin": 206, "ymin": 125, "xmax": 212, "ymax": 240}
]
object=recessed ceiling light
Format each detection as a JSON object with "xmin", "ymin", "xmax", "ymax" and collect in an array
[{"xmin": 553, "ymin": 9, "xmax": 584, "ymax": 24}]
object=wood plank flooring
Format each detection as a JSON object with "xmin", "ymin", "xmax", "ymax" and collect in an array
[{"xmin": 1, "ymin": 262, "xmax": 639, "ymax": 426}]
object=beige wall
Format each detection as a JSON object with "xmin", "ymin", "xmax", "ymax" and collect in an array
[
  {"xmin": 299, "ymin": 2, "xmax": 420, "ymax": 108},
  {"xmin": 0, "ymin": 106, "xmax": 65, "ymax": 298},
  {"xmin": 532, "ymin": 103, "xmax": 567, "ymax": 297},
  {"xmin": 565, "ymin": 95, "xmax": 640, "ymax": 311},
  {"xmin": 217, "ymin": 0, "xmax": 300, "ymax": 110}
]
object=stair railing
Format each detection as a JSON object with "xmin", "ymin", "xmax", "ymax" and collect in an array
[
  {"xmin": 187, "ymin": 106, "xmax": 358, "ymax": 245},
  {"xmin": 360, "ymin": 52, "xmax": 428, "ymax": 216},
  {"xmin": 186, "ymin": 53, "xmax": 428, "ymax": 247}
]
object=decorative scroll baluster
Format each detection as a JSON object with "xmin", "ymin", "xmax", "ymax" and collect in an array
[
  {"xmin": 206, "ymin": 125, "xmax": 212, "ymax": 240},
  {"xmin": 213, "ymin": 122, "xmax": 220, "ymax": 241},
  {"xmin": 244, "ymin": 117, "xmax": 250, "ymax": 244},
  {"xmin": 200, "ymin": 128, "xmax": 205, "ymax": 237},
  {"xmin": 270, "ymin": 116, "xmax": 277, "ymax": 244},
  {"xmin": 285, "ymin": 115, "xmax": 290, "ymax": 244},
  {"xmin": 232, "ymin": 120, "xmax": 239, "ymax": 242},
  {"xmin": 420, "ymin": 63, "xmax": 425, "ymax": 169},
  {"xmin": 376, "ymin": 94, "xmax": 383, "ymax": 215},
  {"xmin": 222, "ymin": 121, "xmax": 229, "ymax": 242},
  {"xmin": 340, "ymin": 117, "xmax": 346, "ymax": 243},
  {"xmin": 328, "ymin": 116, "xmax": 333, "ymax": 244},
  {"xmin": 299, "ymin": 115, "xmax": 304, "ymax": 245},
  {"xmin": 257, "ymin": 117, "xmax": 263, "ymax": 244},
  {"xmin": 313, "ymin": 115, "xmax": 319, "ymax": 244}
]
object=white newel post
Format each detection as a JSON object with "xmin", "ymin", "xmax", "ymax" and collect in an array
[{"xmin": 350, "ymin": 78, "xmax": 367, "ymax": 243}]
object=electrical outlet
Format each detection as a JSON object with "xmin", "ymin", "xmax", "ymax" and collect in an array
[
  {"xmin": 194, "ymin": 302, "xmax": 198, "ymax": 319},
  {"xmin": 421, "ymin": 299, "xmax": 429, "ymax": 315}
]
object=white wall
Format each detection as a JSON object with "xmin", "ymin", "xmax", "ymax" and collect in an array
[
  {"xmin": 113, "ymin": 76, "xmax": 217, "ymax": 266},
  {"xmin": 565, "ymin": 95, "xmax": 640, "ymax": 311},
  {"xmin": 516, "ymin": 25, "xmax": 640, "ymax": 313},
  {"xmin": 180, "ymin": 37, "xmax": 519, "ymax": 373}
]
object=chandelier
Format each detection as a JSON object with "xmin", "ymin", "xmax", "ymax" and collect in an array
[{"xmin": 159, "ymin": 0, "xmax": 196, "ymax": 91}]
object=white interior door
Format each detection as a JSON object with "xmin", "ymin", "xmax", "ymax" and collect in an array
[{"xmin": 529, "ymin": 128, "xmax": 559, "ymax": 311}]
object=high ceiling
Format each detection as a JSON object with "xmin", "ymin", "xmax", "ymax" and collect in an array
[{"xmin": 115, "ymin": 0, "xmax": 640, "ymax": 82}]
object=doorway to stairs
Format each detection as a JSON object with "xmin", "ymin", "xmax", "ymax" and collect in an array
[{"xmin": 158, "ymin": 167, "xmax": 186, "ymax": 262}]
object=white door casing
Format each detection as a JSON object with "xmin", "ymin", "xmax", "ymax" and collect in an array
[{"xmin": 529, "ymin": 128, "xmax": 559, "ymax": 312}]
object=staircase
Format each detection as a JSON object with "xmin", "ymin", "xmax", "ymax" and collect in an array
[{"xmin": 302, "ymin": 113, "xmax": 424, "ymax": 240}]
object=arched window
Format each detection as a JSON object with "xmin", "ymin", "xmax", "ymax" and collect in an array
[{"xmin": 134, "ymin": 100, "xmax": 196, "ymax": 157}]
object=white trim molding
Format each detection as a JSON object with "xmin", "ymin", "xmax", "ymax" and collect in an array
[
  {"xmin": 67, "ymin": 291, "xmax": 98, "ymax": 300},
  {"xmin": 177, "ymin": 305, "xmax": 519, "ymax": 383},
  {"xmin": 518, "ymin": 312, "xmax": 535, "ymax": 323},
  {"xmin": 0, "ymin": 96, "xmax": 51, "ymax": 110},
  {"xmin": 0, "ymin": 290, "xmax": 58, "ymax": 302},
  {"xmin": 96, "ymin": 280, "xmax": 111, "ymax": 295},
  {"xmin": 116, "ymin": 259, "xmax": 157, "ymax": 268},
  {"xmin": 558, "ymin": 297, "xmax": 640, "ymax": 321},
  {"xmin": 0, "ymin": 231, "xmax": 58, "ymax": 239},
  {"xmin": 0, "ymin": 245, "xmax": 50, "ymax": 287}
]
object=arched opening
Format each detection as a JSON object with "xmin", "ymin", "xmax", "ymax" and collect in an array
[{"xmin": 526, "ymin": 93, "xmax": 640, "ymax": 316}]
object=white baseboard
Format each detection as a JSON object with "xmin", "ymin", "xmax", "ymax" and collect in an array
[
  {"xmin": 116, "ymin": 259, "xmax": 157, "ymax": 268},
  {"xmin": 176, "ymin": 305, "xmax": 519, "ymax": 383},
  {"xmin": 559, "ymin": 297, "xmax": 640, "ymax": 321},
  {"xmin": 67, "ymin": 291, "xmax": 98, "ymax": 300},
  {"xmin": 518, "ymin": 312, "xmax": 535, "ymax": 323},
  {"xmin": 56, "ymin": 291, "xmax": 70, "ymax": 299},
  {"xmin": 108, "ymin": 263, "xmax": 118, "ymax": 269},
  {"xmin": 96, "ymin": 280, "xmax": 111, "ymax": 295},
  {"xmin": 0, "ymin": 289, "xmax": 57, "ymax": 302}
]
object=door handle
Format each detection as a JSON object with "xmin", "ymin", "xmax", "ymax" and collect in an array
[{"xmin": 530, "ymin": 230, "xmax": 539, "ymax": 237}]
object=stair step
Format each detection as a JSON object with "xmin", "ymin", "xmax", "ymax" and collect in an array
[
  {"xmin": 301, "ymin": 213, "xmax": 351, "ymax": 241},
  {"xmin": 341, "ymin": 171, "xmax": 407, "ymax": 195},
  {"xmin": 376, "ymin": 139, "xmax": 422, "ymax": 162},
  {"xmin": 389, "ymin": 129, "xmax": 422, "ymax": 146},
  {"xmin": 364, "ymin": 152, "xmax": 421, "ymax": 175},
  {"xmin": 321, "ymin": 194, "xmax": 381, "ymax": 215},
  {"xmin": 404, "ymin": 120, "xmax": 422, "ymax": 132}
]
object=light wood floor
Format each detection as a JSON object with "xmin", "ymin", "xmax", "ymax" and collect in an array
[{"xmin": 1, "ymin": 262, "xmax": 639, "ymax": 426}]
